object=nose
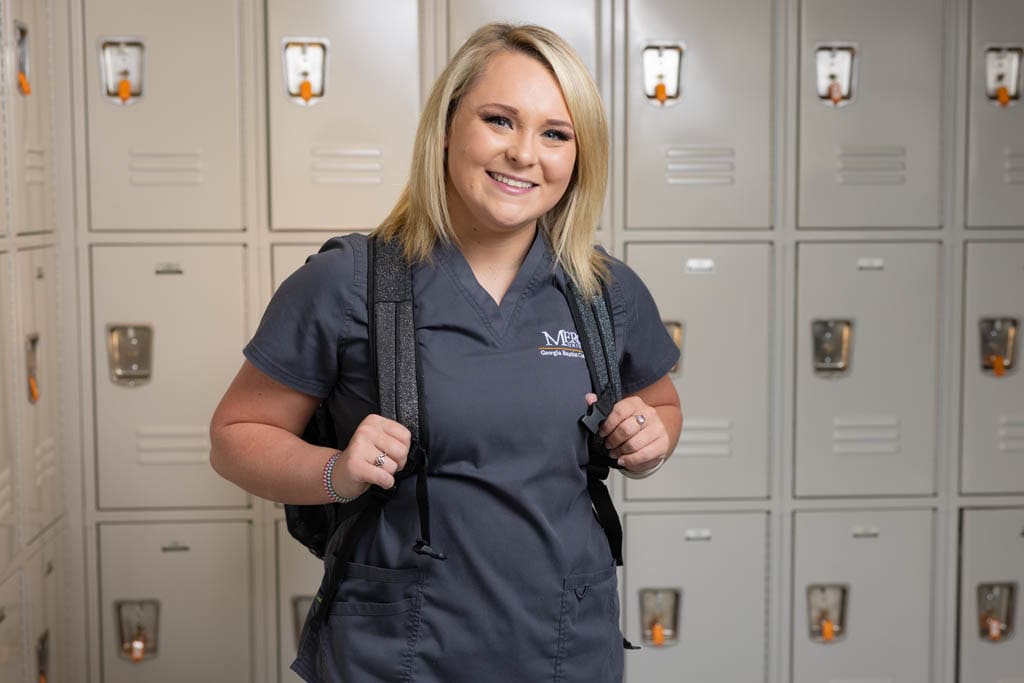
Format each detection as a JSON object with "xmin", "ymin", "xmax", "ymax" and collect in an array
[{"xmin": 506, "ymin": 131, "xmax": 536, "ymax": 166}]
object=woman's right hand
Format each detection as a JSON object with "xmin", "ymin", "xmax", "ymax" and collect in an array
[{"xmin": 330, "ymin": 414, "xmax": 412, "ymax": 498}]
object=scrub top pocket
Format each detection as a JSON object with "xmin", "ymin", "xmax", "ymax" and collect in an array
[
  {"xmin": 554, "ymin": 564, "xmax": 624, "ymax": 682},
  {"xmin": 318, "ymin": 562, "xmax": 425, "ymax": 682}
]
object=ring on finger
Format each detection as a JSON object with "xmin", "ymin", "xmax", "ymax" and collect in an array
[
  {"xmin": 634, "ymin": 413, "xmax": 647, "ymax": 427},
  {"xmin": 374, "ymin": 452, "xmax": 387, "ymax": 468}
]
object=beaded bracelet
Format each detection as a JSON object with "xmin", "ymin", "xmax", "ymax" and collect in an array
[{"xmin": 323, "ymin": 452, "xmax": 358, "ymax": 503}]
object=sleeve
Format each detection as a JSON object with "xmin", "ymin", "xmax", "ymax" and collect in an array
[
  {"xmin": 243, "ymin": 236, "xmax": 364, "ymax": 399},
  {"xmin": 606, "ymin": 257, "xmax": 680, "ymax": 395}
]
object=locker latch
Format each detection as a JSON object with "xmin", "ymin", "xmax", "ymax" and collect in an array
[
  {"xmin": 807, "ymin": 584, "xmax": 848, "ymax": 643},
  {"xmin": 985, "ymin": 48, "xmax": 1022, "ymax": 108},
  {"xmin": 15, "ymin": 21, "xmax": 31, "ymax": 95},
  {"xmin": 664, "ymin": 321, "xmax": 684, "ymax": 375},
  {"xmin": 979, "ymin": 318, "xmax": 1018, "ymax": 377},
  {"xmin": 293, "ymin": 595, "xmax": 314, "ymax": 647},
  {"xmin": 99, "ymin": 40, "xmax": 145, "ymax": 104},
  {"xmin": 282, "ymin": 39, "xmax": 329, "ymax": 105},
  {"xmin": 977, "ymin": 583, "xmax": 1015, "ymax": 642},
  {"xmin": 25, "ymin": 333, "xmax": 40, "ymax": 403},
  {"xmin": 639, "ymin": 588, "xmax": 680, "ymax": 647},
  {"xmin": 816, "ymin": 45, "xmax": 856, "ymax": 107},
  {"xmin": 107, "ymin": 325, "xmax": 153, "ymax": 386},
  {"xmin": 36, "ymin": 629, "xmax": 49, "ymax": 683},
  {"xmin": 115, "ymin": 600, "xmax": 159, "ymax": 662},
  {"xmin": 812, "ymin": 320, "xmax": 853, "ymax": 374},
  {"xmin": 642, "ymin": 44, "xmax": 684, "ymax": 106}
]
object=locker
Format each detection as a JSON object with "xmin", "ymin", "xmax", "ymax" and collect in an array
[
  {"xmin": 962, "ymin": 243, "xmax": 1024, "ymax": 494},
  {"xmin": 967, "ymin": 0, "xmax": 1024, "ymax": 228},
  {"xmin": 267, "ymin": 0, "xmax": 420, "ymax": 230},
  {"xmin": 16, "ymin": 247, "xmax": 60, "ymax": 542},
  {"xmin": 25, "ymin": 539, "xmax": 60, "ymax": 683},
  {"xmin": 0, "ymin": 572, "xmax": 24, "ymax": 683},
  {"xmin": 625, "ymin": 0, "xmax": 773, "ymax": 229},
  {"xmin": 960, "ymin": 508, "xmax": 1024, "ymax": 682},
  {"xmin": 275, "ymin": 520, "xmax": 323, "ymax": 683},
  {"xmin": 83, "ymin": 0, "xmax": 244, "ymax": 231},
  {"xmin": 271, "ymin": 244, "xmax": 319, "ymax": 291},
  {"xmin": 0, "ymin": 253, "xmax": 13, "ymax": 575},
  {"xmin": 7, "ymin": 0, "xmax": 56, "ymax": 235},
  {"xmin": 92, "ymin": 245, "xmax": 248, "ymax": 509},
  {"xmin": 792, "ymin": 509, "xmax": 934, "ymax": 683},
  {"xmin": 798, "ymin": 0, "xmax": 943, "ymax": 229},
  {"xmin": 624, "ymin": 243, "xmax": 771, "ymax": 499},
  {"xmin": 795, "ymin": 243, "xmax": 940, "ymax": 497},
  {"xmin": 448, "ymin": 0, "xmax": 600, "ymax": 78},
  {"xmin": 623, "ymin": 513, "xmax": 768, "ymax": 683},
  {"xmin": 99, "ymin": 521, "xmax": 251, "ymax": 683}
]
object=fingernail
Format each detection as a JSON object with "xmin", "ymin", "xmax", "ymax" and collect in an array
[{"xmin": 617, "ymin": 457, "xmax": 624, "ymax": 466}]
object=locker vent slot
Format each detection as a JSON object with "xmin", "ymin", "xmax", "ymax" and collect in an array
[
  {"xmin": 835, "ymin": 145, "xmax": 906, "ymax": 186},
  {"xmin": 832, "ymin": 416, "xmax": 901, "ymax": 455},
  {"xmin": 677, "ymin": 418, "xmax": 732, "ymax": 457},
  {"xmin": 664, "ymin": 146, "xmax": 735, "ymax": 186},
  {"xmin": 34, "ymin": 437, "xmax": 57, "ymax": 486},
  {"xmin": 25, "ymin": 147, "xmax": 46, "ymax": 185},
  {"xmin": 999, "ymin": 415, "xmax": 1024, "ymax": 454},
  {"xmin": 129, "ymin": 149, "xmax": 203, "ymax": 186},
  {"xmin": 1005, "ymin": 148, "xmax": 1024, "ymax": 185},
  {"xmin": 311, "ymin": 146, "xmax": 384, "ymax": 185},
  {"xmin": 135, "ymin": 426, "xmax": 210, "ymax": 464},
  {"xmin": 0, "ymin": 467, "xmax": 12, "ymax": 520}
]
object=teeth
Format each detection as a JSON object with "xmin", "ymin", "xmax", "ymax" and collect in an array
[{"xmin": 490, "ymin": 172, "xmax": 533, "ymax": 189}]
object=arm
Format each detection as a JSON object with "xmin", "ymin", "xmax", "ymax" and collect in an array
[
  {"xmin": 209, "ymin": 360, "xmax": 410, "ymax": 504},
  {"xmin": 593, "ymin": 374, "xmax": 682, "ymax": 475}
]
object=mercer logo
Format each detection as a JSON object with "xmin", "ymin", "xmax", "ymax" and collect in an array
[{"xmin": 538, "ymin": 329, "xmax": 584, "ymax": 359}]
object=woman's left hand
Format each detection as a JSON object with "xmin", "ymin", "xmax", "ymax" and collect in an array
[{"xmin": 585, "ymin": 393, "xmax": 671, "ymax": 475}]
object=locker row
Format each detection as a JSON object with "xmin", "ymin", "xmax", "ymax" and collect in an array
[
  {"xmin": 0, "ymin": 534, "xmax": 64, "ymax": 683},
  {"xmin": 83, "ymin": 240, "xmax": 1023, "ymax": 509},
  {"xmin": 0, "ymin": 0, "xmax": 1000, "ymax": 234},
  {"xmin": 0, "ymin": 248, "xmax": 63, "ymax": 576},
  {"xmin": 88, "ymin": 510, "xmax": 1022, "ymax": 683}
]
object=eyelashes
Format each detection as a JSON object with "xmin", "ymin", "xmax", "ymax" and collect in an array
[{"xmin": 482, "ymin": 115, "xmax": 573, "ymax": 142}]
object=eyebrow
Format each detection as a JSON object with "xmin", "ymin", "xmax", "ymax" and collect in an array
[{"xmin": 478, "ymin": 102, "xmax": 574, "ymax": 130}]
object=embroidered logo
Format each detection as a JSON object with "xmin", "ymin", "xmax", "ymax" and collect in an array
[{"xmin": 538, "ymin": 329, "xmax": 585, "ymax": 359}]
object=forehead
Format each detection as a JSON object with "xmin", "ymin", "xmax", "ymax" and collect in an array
[{"xmin": 462, "ymin": 51, "xmax": 571, "ymax": 119}]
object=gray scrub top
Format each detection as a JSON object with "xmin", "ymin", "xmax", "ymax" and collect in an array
[{"xmin": 245, "ymin": 232, "xmax": 679, "ymax": 682}]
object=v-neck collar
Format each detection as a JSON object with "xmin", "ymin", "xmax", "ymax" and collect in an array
[{"xmin": 438, "ymin": 229, "xmax": 552, "ymax": 344}]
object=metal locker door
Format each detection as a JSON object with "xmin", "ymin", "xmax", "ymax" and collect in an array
[
  {"xmin": 792, "ymin": 509, "xmax": 934, "ymax": 683},
  {"xmin": 83, "ymin": 0, "xmax": 244, "ymax": 231},
  {"xmin": 798, "ymin": 0, "xmax": 943, "ymax": 229},
  {"xmin": 625, "ymin": 0, "xmax": 772, "ymax": 230},
  {"xmin": 267, "ymin": 0, "xmax": 420, "ymax": 231},
  {"xmin": 92, "ymin": 245, "xmax": 248, "ymax": 509},
  {"xmin": 795, "ymin": 243, "xmax": 940, "ymax": 496},
  {"xmin": 99, "ymin": 521, "xmax": 252, "ymax": 683},
  {"xmin": 276, "ymin": 520, "xmax": 324, "ymax": 682},
  {"xmin": 967, "ymin": 0, "xmax": 1024, "ymax": 228},
  {"xmin": 0, "ymin": 253, "xmax": 14, "ymax": 575},
  {"xmin": 624, "ymin": 513, "xmax": 768, "ymax": 683},
  {"xmin": 271, "ymin": 244, "xmax": 319, "ymax": 292},
  {"xmin": 17, "ymin": 247, "xmax": 60, "ymax": 542},
  {"xmin": 624, "ymin": 243, "xmax": 771, "ymax": 499},
  {"xmin": 25, "ymin": 543, "xmax": 59, "ymax": 683},
  {"xmin": 960, "ymin": 508, "xmax": 1024, "ymax": 683},
  {"xmin": 962, "ymin": 242, "xmax": 1024, "ymax": 494},
  {"xmin": 448, "ymin": 0, "xmax": 600, "ymax": 78},
  {"xmin": 0, "ymin": 572, "xmax": 25, "ymax": 683},
  {"xmin": 8, "ymin": 0, "xmax": 56, "ymax": 235}
]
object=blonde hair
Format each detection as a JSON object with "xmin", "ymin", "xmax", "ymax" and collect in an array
[{"xmin": 374, "ymin": 22, "xmax": 610, "ymax": 297}]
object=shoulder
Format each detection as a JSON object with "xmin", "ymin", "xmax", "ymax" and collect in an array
[{"xmin": 301, "ymin": 232, "xmax": 369, "ymax": 289}]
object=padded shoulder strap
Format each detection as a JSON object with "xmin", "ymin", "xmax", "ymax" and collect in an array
[{"xmin": 567, "ymin": 279, "xmax": 622, "ymax": 433}]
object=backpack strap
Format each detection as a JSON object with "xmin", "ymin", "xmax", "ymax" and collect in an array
[{"xmin": 565, "ymin": 278, "xmax": 626, "ymax": 566}]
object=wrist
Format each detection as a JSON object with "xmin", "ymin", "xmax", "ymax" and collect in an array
[
  {"xmin": 620, "ymin": 456, "xmax": 665, "ymax": 480},
  {"xmin": 323, "ymin": 452, "xmax": 358, "ymax": 503}
]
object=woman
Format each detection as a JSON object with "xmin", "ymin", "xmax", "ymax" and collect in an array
[{"xmin": 210, "ymin": 23, "xmax": 681, "ymax": 682}]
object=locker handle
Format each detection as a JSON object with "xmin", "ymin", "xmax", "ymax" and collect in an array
[
  {"xmin": 0, "ymin": 607, "xmax": 5, "ymax": 624},
  {"xmin": 654, "ymin": 82, "xmax": 668, "ymax": 104},
  {"xmin": 26, "ymin": 333, "xmax": 40, "ymax": 404},
  {"xmin": 828, "ymin": 81, "xmax": 842, "ymax": 106},
  {"xmin": 821, "ymin": 618, "xmax": 835, "ymax": 641},
  {"xmin": 987, "ymin": 616, "xmax": 1004, "ymax": 641},
  {"xmin": 852, "ymin": 526, "xmax": 879, "ymax": 539},
  {"xmin": 118, "ymin": 78, "xmax": 132, "ymax": 102},
  {"xmin": 997, "ymin": 86, "xmax": 1011, "ymax": 108},
  {"xmin": 18, "ymin": 72, "xmax": 32, "ymax": 96},
  {"xmin": 664, "ymin": 321, "xmax": 683, "ymax": 375},
  {"xmin": 300, "ymin": 79, "xmax": 313, "ymax": 102},
  {"xmin": 45, "ymin": 561, "xmax": 54, "ymax": 576},
  {"xmin": 651, "ymin": 621, "xmax": 666, "ymax": 646},
  {"xmin": 990, "ymin": 354, "xmax": 1007, "ymax": 377},
  {"xmin": 161, "ymin": 542, "xmax": 190, "ymax": 553}
]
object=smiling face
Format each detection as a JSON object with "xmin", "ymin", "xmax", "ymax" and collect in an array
[{"xmin": 445, "ymin": 50, "xmax": 577, "ymax": 242}]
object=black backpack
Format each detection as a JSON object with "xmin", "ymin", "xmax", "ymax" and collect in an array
[{"xmin": 284, "ymin": 236, "xmax": 627, "ymax": 615}]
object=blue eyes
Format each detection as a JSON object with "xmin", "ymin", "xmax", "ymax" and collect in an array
[{"xmin": 483, "ymin": 115, "xmax": 572, "ymax": 142}]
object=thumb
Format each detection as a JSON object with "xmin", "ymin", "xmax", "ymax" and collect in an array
[{"xmin": 584, "ymin": 393, "xmax": 598, "ymax": 406}]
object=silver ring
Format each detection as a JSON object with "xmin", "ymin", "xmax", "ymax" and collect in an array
[
  {"xmin": 374, "ymin": 452, "xmax": 386, "ymax": 467},
  {"xmin": 635, "ymin": 414, "xmax": 647, "ymax": 427}
]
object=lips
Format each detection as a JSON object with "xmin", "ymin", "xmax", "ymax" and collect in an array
[{"xmin": 487, "ymin": 171, "xmax": 537, "ymax": 190}]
